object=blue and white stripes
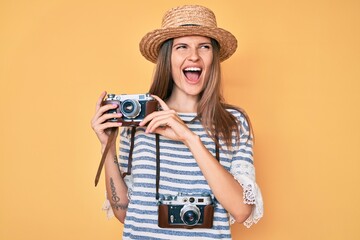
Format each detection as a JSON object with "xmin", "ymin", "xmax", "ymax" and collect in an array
[{"xmin": 103, "ymin": 110, "xmax": 263, "ymax": 239}]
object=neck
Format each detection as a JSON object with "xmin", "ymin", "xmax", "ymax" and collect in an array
[{"xmin": 166, "ymin": 92, "xmax": 199, "ymax": 113}]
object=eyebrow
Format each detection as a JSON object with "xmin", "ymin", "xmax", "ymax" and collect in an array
[{"xmin": 173, "ymin": 41, "xmax": 212, "ymax": 47}]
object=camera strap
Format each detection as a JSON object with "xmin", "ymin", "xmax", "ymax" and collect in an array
[
  {"xmin": 94, "ymin": 128, "xmax": 117, "ymax": 187},
  {"xmin": 155, "ymin": 134, "xmax": 161, "ymax": 200},
  {"xmin": 155, "ymin": 133, "xmax": 220, "ymax": 200},
  {"xmin": 94, "ymin": 126, "xmax": 136, "ymax": 187},
  {"xmin": 95, "ymin": 124, "xmax": 220, "ymax": 199},
  {"xmin": 122, "ymin": 127, "xmax": 136, "ymax": 178}
]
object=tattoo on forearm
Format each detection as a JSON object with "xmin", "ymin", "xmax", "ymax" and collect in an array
[
  {"xmin": 113, "ymin": 155, "xmax": 118, "ymax": 165},
  {"xmin": 109, "ymin": 177, "xmax": 128, "ymax": 211}
]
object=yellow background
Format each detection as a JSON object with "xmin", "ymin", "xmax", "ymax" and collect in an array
[{"xmin": 1, "ymin": 0, "xmax": 359, "ymax": 239}]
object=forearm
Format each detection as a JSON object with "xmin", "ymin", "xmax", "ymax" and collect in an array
[
  {"xmin": 185, "ymin": 135, "xmax": 252, "ymax": 223},
  {"xmin": 104, "ymin": 147, "xmax": 129, "ymax": 223}
]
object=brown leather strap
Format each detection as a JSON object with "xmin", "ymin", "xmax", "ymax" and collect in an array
[
  {"xmin": 94, "ymin": 129, "xmax": 117, "ymax": 186},
  {"xmin": 155, "ymin": 134, "xmax": 160, "ymax": 200},
  {"xmin": 154, "ymin": 134, "xmax": 220, "ymax": 199},
  {"xmin": 215, "ymin": 134, "xmax": 219, "ymax": 161},
  {"xmin": 121, "ymin": 127, "xmax": 136, "ymax": 178}
]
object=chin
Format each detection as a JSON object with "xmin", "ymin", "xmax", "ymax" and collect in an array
[{"xmin": 184, "ymin": 89, "xmax": 203, "ymax": 97}]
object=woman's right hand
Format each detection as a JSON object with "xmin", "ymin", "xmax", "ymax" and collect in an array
[{"xmin": 91, "ymin": 91, "xmax": 122, "ymax": 150}]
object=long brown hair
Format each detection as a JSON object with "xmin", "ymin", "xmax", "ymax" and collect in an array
[{"xmin": 149, "ymin": 38, "xmax": 252, "ymax": 149}]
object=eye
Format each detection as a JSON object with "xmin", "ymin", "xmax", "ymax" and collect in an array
[
  {"xmin": 175, "ymin": 44, "xmax": 187, "ymax": 50},
  {"xmin": 200, "ymin": 44, "xmax": 212, "ymax": 50}
]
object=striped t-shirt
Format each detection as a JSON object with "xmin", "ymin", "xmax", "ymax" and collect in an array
[{"xmin": 107, "ymin": 110, "xmax": 262, "ymax": 239}]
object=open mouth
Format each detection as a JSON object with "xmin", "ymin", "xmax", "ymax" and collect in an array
[{"xmin": 183, "ymin": 67, "xmax": 202, "ymax": 82}]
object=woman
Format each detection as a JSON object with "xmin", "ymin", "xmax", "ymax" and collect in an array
[{"xmin": 91, "ymin": 5, "xmax": 263, "ymax": 239}]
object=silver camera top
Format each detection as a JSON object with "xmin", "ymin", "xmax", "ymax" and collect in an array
[
  {"xmin": 159, "ymin": 193, "xmax": 213, "ymax": 206},
  {"xmin": 106, "ymin": 93, "xmax": 154, "ymax": 101}
]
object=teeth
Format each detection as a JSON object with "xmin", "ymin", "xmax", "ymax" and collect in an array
[{"xmin": 184, "ymin": 67, "xmax": 202, "ymax": 72}]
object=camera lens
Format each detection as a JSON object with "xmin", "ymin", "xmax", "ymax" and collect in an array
[
  {"xmin": 120, "ymin": 99, "xmax": 141, "ymax": 119},
  {"xmin": 180, "ymin": 205, "xmax": 201, "ymax": 226}
]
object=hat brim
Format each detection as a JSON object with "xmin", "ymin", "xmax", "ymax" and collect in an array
[{"xmin": 139, "ymin": 26, "xmax": 237, "ymax": 63}]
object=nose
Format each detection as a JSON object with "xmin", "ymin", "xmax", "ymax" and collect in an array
[{"xmin": 187, "ymin": 48, "xmax": 200, "ymax": 61}]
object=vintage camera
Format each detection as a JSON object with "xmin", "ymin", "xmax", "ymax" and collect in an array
[
  {"xmin": 157, "ymin": 193, "xmax": 215, "ymax": 229},
  {"xmin": 102, "ymin": 93, "xmax": 158, "ymax": 126}
]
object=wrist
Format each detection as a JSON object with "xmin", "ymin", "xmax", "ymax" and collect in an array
[{"xmin": 184, "ymin": 132, "xmax": 201, "ymax": 148}]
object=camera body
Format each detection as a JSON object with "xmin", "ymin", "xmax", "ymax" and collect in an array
[
  {"xmin": 102, "ymin": 93, "xmax": 158, "ymax": 126},
  {"xmin": 158, "ymin": 193, "xmax": 214, "ymax": 229}
]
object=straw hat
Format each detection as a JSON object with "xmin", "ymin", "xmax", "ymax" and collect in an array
[{"xmin": 139, "ymin": 5, "xmax": 237, "ymax": 63}]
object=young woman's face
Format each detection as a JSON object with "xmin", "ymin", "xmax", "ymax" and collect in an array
[{"xmin": 170, "ymin": 36, "xmax": 213, "ymax": 98}]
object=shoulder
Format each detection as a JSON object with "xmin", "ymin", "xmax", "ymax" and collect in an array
[
  {"xmin": 225, "ymin": 106, "xmax": 252, "ymax": 137},
  {"xmin": 226, "ymin": 106, "xmax": 250, "ymax": 123}
]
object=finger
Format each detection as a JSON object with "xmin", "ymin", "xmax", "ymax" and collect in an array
[
  {"xmin": 139, "ymin": 109, "xmax": 177, "ymax": 127},
  {"xmin": 146, "ymin": 120, "xmax": 168, "ymax": 133},
  {"xmin": 97, "ymin": 121, "xmax": 123, "ymax": 132},
  {"xmin": 95, "ymin": 91, "xmax": 107, "ymax": 111},
  {"xmin": 145, "ymin": 114, "xmax": 169, "ymax": 132},
  {"xmin": 151, "ymin": 126, "xmax": 169, "ymax": 137},
  {"xmin": 146, "ymin": 112, "xmax": 182, "ymax": 133},
  {"xmin": 92, "ymin": 103, "xmax": 119, "ymax": 125},
  {"xmin": 94, "ymin": 112, "xmax": 122, "ymax": 126},
  {"xmin": 92, "ymin": 120, "xmax": 122, "ymax": 134},
  {"xmin": 151, "ymin": 95, "xmax": 170, "ymax": 111}
]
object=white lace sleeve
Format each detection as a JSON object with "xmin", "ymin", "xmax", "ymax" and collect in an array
[
  {"xmin": 230, "ymin": 161, "xmax": 263, "ymax": 227},
  {"xmin": 228, "ymin": 110, "xmax": 264, "ymax": 227},
  {"xmin": 102, "ymin": 192, "xmax": 114, "ymax": 219}
]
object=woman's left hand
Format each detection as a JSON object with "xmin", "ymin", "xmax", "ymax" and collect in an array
[{"xmin": 139, "ymin": 95, "xmax": 196, "ymax": 144}]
